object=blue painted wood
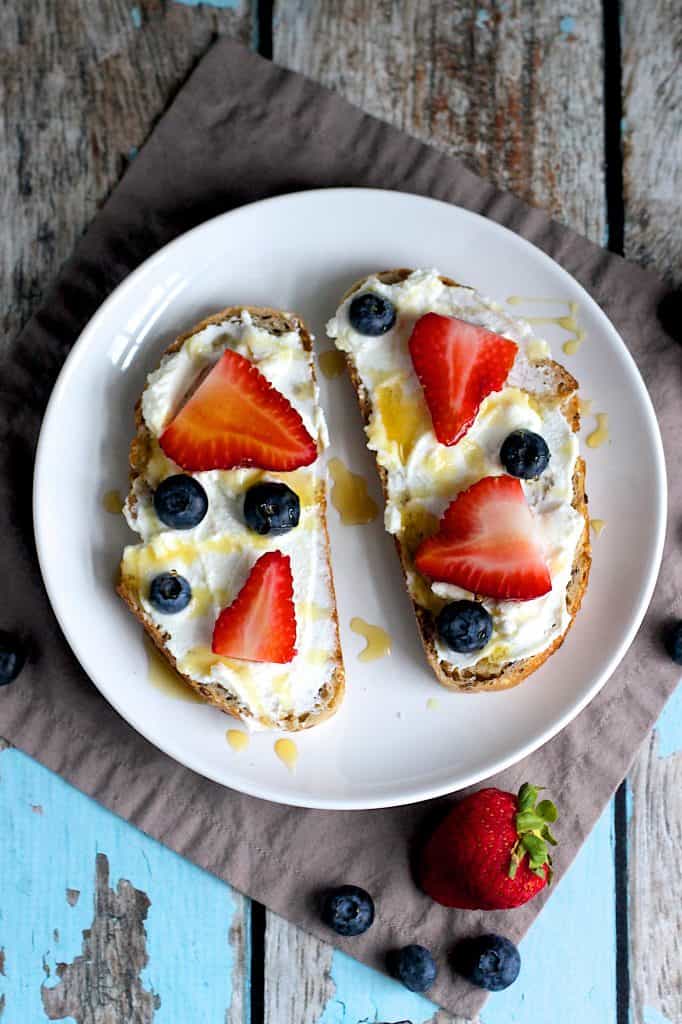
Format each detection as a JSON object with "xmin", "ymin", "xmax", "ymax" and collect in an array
[
  {"xmin": 0, "ymin": 748, "xmax": 246, "ymax": 1023},
  {"xmin": 316, "ymin": 802, "xmax": 617, "ymax": 1023}
]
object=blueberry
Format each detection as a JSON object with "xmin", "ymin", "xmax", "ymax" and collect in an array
[
  {"xmin": 321, "ymin": 885, "xmax": 375, "ymax": 936},
  {"xmin": 244, "ymin": 482, "xmax": 300, "ymax": 536},
  {"xmin": 154, "ymin": 475, "xmax": 208, "ymax": 530},
  {"xmin": 454, "ymin": 934, "xmax": 520, "ymax": 992},
  {"xmin": 149, "ymin": 573, "xmax": 192, "ymax": 614},
  {"xmin": 500, "ymin": 429, "xmax": 550, "ymax": 479},
  {"xmin": 389, "ymin": 944, "xmax": 438, "ymax": 993},
  {"xmin": 0, "ymin": 631, "xmax": 27, "ymax": 687},
  {"xmin": 664, "ymin": 620, "xmax": 682, "ymax": 665},
  {"xmin": 437, "ymin": 601, "xmax": 493, "ymax": 654},
  {"xmin": 349, "ymin": 293, "xmax": 397, "ymax": 336}
]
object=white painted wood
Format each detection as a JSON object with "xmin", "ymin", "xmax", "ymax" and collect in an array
[
  {"xmin": 622, "ymin": 0, "xmax": 682, "ymax": 285},
  {"xmin": 273, "ymin": 0, "xmax": 606, "ymax": 244},
  {"xmin": 627, "ymin": 722, "xmax": 682, "ymax": 1023}
]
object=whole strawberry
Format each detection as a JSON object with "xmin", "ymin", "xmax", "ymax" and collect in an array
[{"xmin": 419, "ymin": 783, "xmax": 558, "ymax": 910}]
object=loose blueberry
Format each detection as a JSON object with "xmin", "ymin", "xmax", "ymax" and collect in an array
[
  {"xmin": 244, "ymin": 482, "xmax": 300, "ymax": 536},
  {"xmin": 149, "ymin": 573, "xmax": 192, "ymax": 614},
  {"xmin": 453, "ymin": 934, "xmax": 521, "ymax": 992},
  {"xmin": 436, "ymin": 600, "xmax": 493, "ymax": 654},
  {"xmin": 500, "ymin": 429, "xmax": 550, "ymax": 479},
  {"xmin": 664, "ymin": 620, "xmax": 682, "ymax": 665},
  {"xmin": 154, "ymin": 475, "xmax": 208, "ymax": 530},
  {"xmin": 349, "ymin": 293, "xmax": 397, "ymax": 336},
  {"xmin": 389, "ymin": 944, "xmax": 438, "ymax": 993},
  {"xmin": 0, "ymin": 631, "xmax": 27, "ymax": 687},
  {"xmin": 321, "ymin": 885, "xmax": 375, "ymax": 936}
]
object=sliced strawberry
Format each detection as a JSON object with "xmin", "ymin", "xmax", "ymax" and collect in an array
[
  {"xmin": 414, "ymin": 475, "xmax": 551, "ymax": 600},
  {"xmin": 409, "ymin": 313, "xmax": 518, "ymax": 445},
  {"xmin": 212, "ymin": 551, "xmax": 297, "ymax": 663},
  {"xmin": 160, "ymin": 349, "xmax": 317, "ymax": 472}
]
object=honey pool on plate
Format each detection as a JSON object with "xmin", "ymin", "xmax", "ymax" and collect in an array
[
  {"xmin": 349, "ymin": 618, "xmax": 391, "ymax": 662},
  {"xmin": 327, "ymin": 457, "xmax": 378, "ymax": 525}
]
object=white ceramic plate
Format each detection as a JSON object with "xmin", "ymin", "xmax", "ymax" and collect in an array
[{"xmin": 33, "ymin": 189, "xmax": 666, "ymax": 809}]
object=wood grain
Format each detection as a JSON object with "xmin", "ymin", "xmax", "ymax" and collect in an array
[
  {"xmin": 628, "ymin": 729, "xmax": 682, "ymax": 1024},
  {"xmin": 41, "ymin": 853, "xmax": 158, "ymax": 1023},
  {"xmin": 0, "ymin": 0, "xmax": 252, "ymax": 348},
  {"xmin": 621, "ymin": 0, "xmax": 682, "ymax": 285},
  {"xmin": 273, "ymin": 0, "xmax": 606, "ymax": 244}
]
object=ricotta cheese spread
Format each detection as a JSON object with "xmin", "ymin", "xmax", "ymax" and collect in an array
[
  {"xmin": 121, "ymin": 312, "xmax": 337, "ymax": 727},
  {"xmin": 327, "ymin": 269, "xmax": 584, "ymax": 671}
]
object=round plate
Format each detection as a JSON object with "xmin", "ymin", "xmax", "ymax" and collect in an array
[{"xmin": 33, "ymin": 189, "xmax": 666, "ymax": 809}]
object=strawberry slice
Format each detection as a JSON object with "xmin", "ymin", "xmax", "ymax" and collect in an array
[
  {"xmin": 160, "ymin": 349, "xmax": 317, "ymax": 472},
  {"xmin": 212, "ymin": 551, "xmax": 297, "ymax": 663},
  {"xmin": 414, "ymin": 475, "xmax": 551, "ymax": 600},
  {"xmin": 409, "ymin": 313, "xmax": 518, "ymax": 445}
]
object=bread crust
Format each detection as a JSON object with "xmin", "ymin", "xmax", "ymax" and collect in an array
[
  {"xmin": 338, "ymin": 270, "xmax": 591, "ymax": 693},
  {"xmin": 117, "ymin": 306, "xmax": 345, "ymax": 730}
]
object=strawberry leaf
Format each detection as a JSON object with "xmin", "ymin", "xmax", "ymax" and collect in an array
[{"xmin": 508, "ymin": 783, "xmax": 559, "ymax": 881}]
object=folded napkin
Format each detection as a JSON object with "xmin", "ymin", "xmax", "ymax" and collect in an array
[{"xmin": 1, "ymin": 40, "xmax": 679, "ymax": 1018}]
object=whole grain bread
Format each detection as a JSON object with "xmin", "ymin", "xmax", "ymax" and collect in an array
[
  {"xmin": 337, "ymin": 270, "xmax": 591, "ymax": 693},
  {"xmin": 117, "ymin": 306, "xmax": 345, "ymax": 730}
]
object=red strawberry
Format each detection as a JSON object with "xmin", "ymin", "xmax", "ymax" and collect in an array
[
  {"xmin": 414, "ymin": 475, "xmax": 551, "ymax": 600},
  {"xmin": 419, "ymin": 783, "xmax": 558, "ymax": 910},
  {"xmin": 160, "ymin": 349, "xmax": 317, "ymax": 472},
  {"xmin": 409, "ymin": 313, "xmax": 518, "ymax": 445},
  {"xmin": 212, "ymin": 551, "xmax": 297, "ymax": 663}
]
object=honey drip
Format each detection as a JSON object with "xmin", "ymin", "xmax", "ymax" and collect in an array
[
  {"xmin": 103, "ymin": 489, "xmax": 124, "ymax": 514},
  {"xmin": 426, "ymin": 697, "xmax": 440, "ymax": 711},
  {"xmin": 327, "ymin": 458, "xmax": 378, "ymax": 525},
  {"xmin": 374, "ymin": 379, "xmax": 430, "ymax": 462},
  {"xmin": 145, "ymin": 639, "xmax": 203, "ymax": 702},
  {"xmin": 318, "ymin": 349, "xmax": 346, "ymax": 379},
  {"xmin": 226, "ymin": 729, "xmax": 250, "ymax": 752},
  {"xmin": 586, "ymin": 413, "xmax": 609, "ymax": 449},
  {"xmin": 590, "ymin": 518, "xmax": 606, "ymax": 537},
  {"xmin": 274, "ymin": 738, "xmax": 298, "ymax": 771},
  {"xmin": 505, "ymin": 296, "xmax": 585, "ymax": 354},
  {"xmin": 350, "ymin": 618, "xmax": 391, "ymax": 662}
]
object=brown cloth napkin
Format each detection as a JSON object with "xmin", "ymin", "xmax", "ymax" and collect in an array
[{"xmin": 1, "ymin": 39, "xmax": 680, "ymax": 1018}]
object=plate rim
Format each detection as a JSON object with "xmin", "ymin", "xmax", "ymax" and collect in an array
[{"xmin": 32, "ymin": 187, "xmax": 668, "ymax": 809}]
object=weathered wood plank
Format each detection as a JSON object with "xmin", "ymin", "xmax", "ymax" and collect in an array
[
  {"xmin": 270, "ymin": 3, "xmax": 612, "ymax": 1018},
  {"xmin": 621, "ymin": 3, "xmax": 682, "ymax": 1019},
  {"xmin": 273, "ymin": 0, "xmax": 606, "ymax": 244},
  {"xmin": 628, "ymin": 692, "xmax": 682, "ymax": 1024},
  {"xmin": 0, "ymin": 0, "xmax": 252, "ymax": 347},
  {"xmin": 621, "ymin": 0, "xmax": 682, "ymax": 285},
  {"xmin": 0, "ymin": 746, "xmax": 250, "ymax": 1022}
]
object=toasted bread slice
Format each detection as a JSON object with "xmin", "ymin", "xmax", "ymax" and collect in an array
[
  {"xmin": 328, "ymin": 270, "xmax": 591, "ymax": 693},
  {"xmin": 117, "ymin": 306, "xmax": 345, "ymax": 730}
]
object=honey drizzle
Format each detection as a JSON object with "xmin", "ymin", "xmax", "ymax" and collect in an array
[
  {"xmin": 103, "ymin": 489, "xmax": 124, "ymax": 514},
  {"xmin": 318, "ymin": 349, "xmax": 346, "ymax": 379},
  {"xmin": 145, "ymin": 639, "xmax": 204, "ymax": 702},
  {"xmin": 274, "ymin": 738, "xmax": 298, "ymax": 771},
  {"xmin": 349, "ymin": 618, "xmax": 391, "ymax": 662},
  {"xmin": 226, "ymin": 729, "xmax": 250, "ymax": 752},
  {"xmin": 327, "ymin": 458, "xmax": 378, "ymax": 525},
  {"xmin": 505, "ymin": 296, "xmax": 585, "ymax": 355},
  {"xmin": 590, "ymin": 518, "xmax": 607, "ymax": 537},
  {"xmin": 586, "ymin": 413, "xmax": 609, "ymax": 449}
]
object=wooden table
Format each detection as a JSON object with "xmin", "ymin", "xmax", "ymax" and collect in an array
[{"xmin": 1, "ymin": 2, "xmax": 680, "ymax": 1021}]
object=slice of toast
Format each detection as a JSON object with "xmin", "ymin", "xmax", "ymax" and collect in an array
[
  {"xmin": 117, "ymin": 306, "xmax": 345, "ymax": 730},
  {"xmin": 328, "ymin": 269, "xmax": 591, "ymax": 693}
]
